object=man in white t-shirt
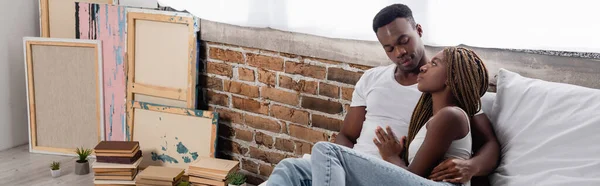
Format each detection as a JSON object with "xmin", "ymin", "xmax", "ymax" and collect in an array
[{"xmin": 267, "ymin": 4, "xmax": 500, "ymax": 186}]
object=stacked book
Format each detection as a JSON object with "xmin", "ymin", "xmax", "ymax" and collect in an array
[
  {"xmin": 187, "ymin": 157, "xmax": 240, "ymax": 186},
  {"xmin": 135, "ymin": 166, "xmax": 185, "ymax": 186},
  {"xmin": 95, "ymin": 141, "xmax": 142, "ymax": 164},
  {"xmin": 92, "ymin": 141, "xmax": 143, "ymax": 186}
]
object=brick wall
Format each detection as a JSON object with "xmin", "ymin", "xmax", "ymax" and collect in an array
[{"xmin": 199, "ymin": 41, "xmax": 372, "ymax": 185}]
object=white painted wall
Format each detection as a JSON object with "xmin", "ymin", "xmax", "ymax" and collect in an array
[{"xmin": 0, "ymin": 0, "xmax": 39, "ymax": 151}]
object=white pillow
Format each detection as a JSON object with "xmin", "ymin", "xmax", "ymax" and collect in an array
[
  {"xmin": 490, "ymin": 69, "xmax": 600, "ymax": 186},
  {"xmin": 480, "ymin": 92, "xmax": 496, "ymax": 117}
]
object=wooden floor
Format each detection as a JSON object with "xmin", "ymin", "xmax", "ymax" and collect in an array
[{"xmin": 0, "ymin": 145, "xmax": 95, "ymax": 186}]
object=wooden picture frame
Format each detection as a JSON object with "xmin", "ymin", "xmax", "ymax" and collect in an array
[
  {"xmin": 23, "ymin": 37, "xmax": 105, "ymax": 156},
  {"xmin": 126, "ymin": 9, "xmax": 198, "ymax": 140},
  {"xmin": 39, "ymin": 0, "xmax": 115, "ymax": 38},
  {"xmin": 130, "ymin": 101, "xmax": 218, "ymax": 169}
]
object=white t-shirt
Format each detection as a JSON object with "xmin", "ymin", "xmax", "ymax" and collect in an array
[{"xmin": 351, "ymin": 64, "xmax": 422, "ymax": 158}]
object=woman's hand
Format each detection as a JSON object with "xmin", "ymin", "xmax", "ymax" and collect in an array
[{"xmin": 373, "ymin": 126, "xmax": 406, "ymax": 161}]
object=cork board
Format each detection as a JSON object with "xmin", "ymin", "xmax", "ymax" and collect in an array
[
  {"xmin": 76, "ymin": 2, "xmax": 128, "ymax": 141},
  {"xmin": 40, "ymin": 0, "xmax": 114, "ymax": 38},
  {"xmin": 130, "ymin": 101, "xmax": 218, "ymax": 170},
  {"xmin": 126, "ymin": 10, "xmax": 198, "ymax": 140},
  {"xmin": 23, "ymin": 37, "xmax": 104, "ymax": 156}
]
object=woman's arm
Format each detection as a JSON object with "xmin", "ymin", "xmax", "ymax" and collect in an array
[{"xmin": 406, "ymin": 107, "xmax": 470, "ymax": 177}]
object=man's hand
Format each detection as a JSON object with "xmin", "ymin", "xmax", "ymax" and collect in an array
[
  {"xmin": 373, "ymin": 126, "xmax": 406, "ymax": 161},
  {"xmin": 429, "ymin": 158, "xmax": 478, "ymax": 183}
]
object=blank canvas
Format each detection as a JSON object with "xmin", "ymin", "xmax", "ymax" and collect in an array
[
  {"xmin": 24, "ymin": 37, "xmax": 104, "ymax": 155},
  {"xmin": 131, "ymin": 101, "xmax": 217, "ymax": 170},
  {"xmin": 126, "ymin": 10, "xmax": 198, "ymax": 140}
]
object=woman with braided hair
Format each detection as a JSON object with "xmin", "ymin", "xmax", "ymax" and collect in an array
[{"xmin": 308, "ymin": 46, "xmax": 489, "ymax": 186}]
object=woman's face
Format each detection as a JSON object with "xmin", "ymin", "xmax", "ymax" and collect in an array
[{"xmin": 417, "ymin": 50, "xmax": 448, "ymax": 93}]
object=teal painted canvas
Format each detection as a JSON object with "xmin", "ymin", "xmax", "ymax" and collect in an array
[{"xmin": 131, "ymin": 102, "xmax": 217, "ymax": 170}]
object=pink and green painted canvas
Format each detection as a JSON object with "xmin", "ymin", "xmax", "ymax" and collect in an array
[{"xmin": 76, "ymin": 2, "xmax": 127, "ymax": 141}]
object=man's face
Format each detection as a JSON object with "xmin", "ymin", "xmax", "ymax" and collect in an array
[{"xmin": 376, "ymin": 18, "xmax": 424, "ymax": 72}]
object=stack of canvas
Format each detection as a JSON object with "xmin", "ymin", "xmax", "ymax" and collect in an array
[
  {"xmin": 92, "ymin": 141, "xmax": 143, "ymax": 185},
  {"xmin": 135, "ymin": 166, "xmax": 185, "ymax": 186},
  {"xmin": 95, "ymin": 141, "xmax": 142, "ymax": 164},
  {"xmin": 187, "ymin": 157, "xmax": 240, "ymax": 186}
]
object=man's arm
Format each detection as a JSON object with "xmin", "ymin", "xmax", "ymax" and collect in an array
[
  {"xmin": 470, "ymin": 113, "xmax": 501, "ymax": 176},
  {"xmin": 334, "ymin": 106, "xmax": 366, "ymax": 148}
]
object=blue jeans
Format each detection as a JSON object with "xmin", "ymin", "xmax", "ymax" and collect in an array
[{"xmin": 267, "ymin": 142, "xmax": 460, "ymax": 186}]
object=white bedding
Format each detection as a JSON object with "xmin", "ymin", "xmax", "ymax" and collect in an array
[{"xmin": 490, "ymin": 69, "xmax": 600, "ymax": 186}]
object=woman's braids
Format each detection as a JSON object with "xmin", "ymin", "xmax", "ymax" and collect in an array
[{"xmin": 402, "ymin": 47, "xmax": 489, "ymax": 161}]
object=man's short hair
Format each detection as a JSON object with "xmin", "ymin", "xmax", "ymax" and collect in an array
[{"xmin": 372, "ymin": 4, "xmax": 416, "ymax": 33}]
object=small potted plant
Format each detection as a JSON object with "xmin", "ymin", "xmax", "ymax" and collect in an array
[
  {"xmin": 75, "ymin": 147, "xmax": 92, "ymax": 175},
  {"xmin": 50, "ymin": 161, "xmax": 61, "ymax": 178},
  {"xmin": 226, "ymin": 172, "xmax": 247, "ymax": 186}
]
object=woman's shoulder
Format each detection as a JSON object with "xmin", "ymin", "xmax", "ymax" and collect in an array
[{"xmin": 428, "ymin": 107, "xmax": 470, "ymax": 138}]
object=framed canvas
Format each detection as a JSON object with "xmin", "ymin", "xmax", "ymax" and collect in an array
[
  {"xmin": 130, "ymin": 101, "xmax": 218, "ymax": 170},
  {"xmin": 39, "ymin": 0, "xmax": 115, "ymax": 38},
  {"xmin": 126, "ymin": 9, "xmax": 199, "ymax": 140},
  {"xmin": 23, "ymin": 37, "xmax": 104, "ymax": 156},
  {"xmin": 76, "ymin": 2, "xmax": 128, "ymax": 141}
]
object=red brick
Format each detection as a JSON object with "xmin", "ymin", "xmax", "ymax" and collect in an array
[
  {"xmin": 261, "ymin": 87, "xmax": 299, "ymax": 106},
  {"xmin": 258, "ymin": 69, "xmax": 276, "ymax": 86},
  {"xmin": 341, "ymin": 87, "xmax": 354, "ymax": 101},
  {"xmin": 232, "ymin": 96, "xmax": 269, "ymax": 115},
  {"xmin": 349, "ymin": 64, "xmax": 373, "ymax": 71},
  {"xmin": 319, "ymin": 82, "xmax": 340, "ymax": 98},
  {"xmin": 216, "ymin": 108, "xmax": 244, "ymax": 124},
  {"xmin": 270, "ymin": 105, "xmax": 309, "ymax": 125},
  {"xmin": 274, "ymin": 138, "xmax": 295, "ymax": 153},
  {"xmin": 207, "ymin": 62, "xmax": 233, "ymax": 77},
  {"xmin": 285, "ymin": 62, "xmax": 326, "ymax": 79},
  {"xmin": 244, "ymin": 114, "xmax": 281, "ymax": 133},
  {"xmin": 249, "ymin": 146, "xmax": 287, "ymax": 164},
  {"xmin": 201, "ymin": 75, "xmax": 223, "ymax": 91},
  {"xmin": 259, "ymin": 163, "xmax": 274, "ymax": 177},
  {"xmin": 327, "ymin": 68, "xmax": 363, "ymax": 85},
  {"xmin": 235, "ymin": 128, "xmax": 254, "ymax": 142},
  {"xmin": 255, "ymin": 131, "xmax": 274, "ymax": 148},
  {"xmin": 241, "ymin": 158, "xmax": 259, "ymax": 174},
  {"xmin": 224, "ymin": 80, "xmax": 259, "ymax": 98},
  {"xmin": 288, "ymin": 124, "xmax": 329, "ymax": 143},
  {"xmin": 219, "ymin": 139, "xmax": 248, "ymax": 155},
  {"xmin": 207, "ymin": 90, "xmax": 229, "ymax": 107},
  {"xmin": 312, "ymin": 115, "xmax": 343, "ymax": 132},
  {"xmin": 209, "ymin": 47, "xmax": 244, "ymax": 64},
  {"xmin": 238, "ymin": 67, "xmax": 255, "ymax": 82},
  {"xmin": 295, "ymin": 140, "xmax": 313, "ymax": 155},
  {"xmin": 247, "ymin": 53, "xmax": 284, "ymax": 71},
  {"xmin": 301, "ymin": 96, "xmax": 343, "ymax": 114},
  {"xmin": 279, "ymin": 75, "xmax": 318, "ymax": 94}
]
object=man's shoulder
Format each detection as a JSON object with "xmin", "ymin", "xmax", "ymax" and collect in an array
[{"xmin": 361, "ymin": 64, "xmax": 395, "ymax": 80}]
